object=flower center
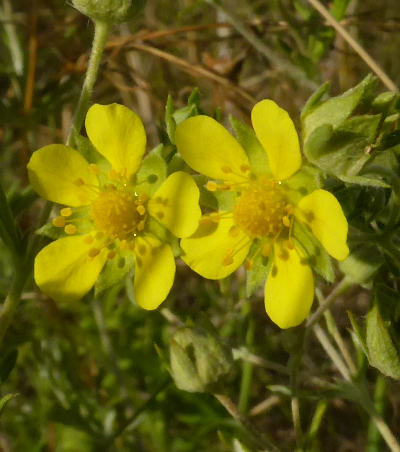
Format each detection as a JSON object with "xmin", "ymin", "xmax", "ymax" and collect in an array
[
  {"xmin": 233, "ymin": 181, "xmax": 288, "ymax": 238},
  {"xmin": 90, "ymin": 187, "xmax": 147, "ymax": 239}
]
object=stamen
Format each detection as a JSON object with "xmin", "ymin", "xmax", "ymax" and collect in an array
[
  {"xmin": 222, "ymin": 254, "xmax": 234, "ymax": 266},
  {"xmin": 89, "ymin": 164, "xmax": 100, "ymax": 175},
  {"xmin": 53, "ymin": 216, "xmax": 66, "ymax": 228},
  {"xmin": 244, "ymin": 259, "xmax": 253, "ymax": 270},
  {"xmin": 60, "ymin": 207, "xmax": 72, "ymax": 217},
  {"xmin": 107, "ymin": 250, "xmax": 116, "ymax": 259},
  {"xmin": 240, "ymin": 164, "xmax": 250, "ymax": 173},
  {"xmin": 229, "ymin": 225, "xmax": 240, "ymax": 237},
  {"xmin": 262, "ymin": 243, "xmax": 271, "ymax": 257},
  {"xmin": 64, "ymin": 224, "xmax": 77, "ymax": 235},
  {"xmin": 282, "ymin": 216, "xmax": 290, "ymax": 227},
  {"xmin": 88, "ymin": 247, "xmax": 100, "ymax": 258},
  {"xmin": 137, "ymin": 205, "xmax": 146, "ymax": 216},
  {"xmin": 74, "ymin": 178, "xmax": 85, "ymax": 186},
  {"xmin": 221, "ymin": 165, "xmax": 232, "ymax": 174},
  {"xmin": 84, "ymin": 235, "xmax": 94, "ymax": 244},
  {"xmin": 206, "ymin": 181, "xmax": 218, "ymax": 192}
]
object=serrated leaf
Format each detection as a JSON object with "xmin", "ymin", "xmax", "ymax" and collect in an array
[
  {"xmin": 302, "ymin": 74, "xmax": 378, "ymax": 142},
  {"xmin": 304, "ymin": 114, "xmax": 382, "ymax": 181},
  {"xmin": 292, "ymin": 220, "xmax": 334, "ymax": 282},
  {"xmin": 135, "ymin": 144, "xmax": 167, "ymax": 196},
  {"xmin": 339, "ymin": 245, "xmax": 383, "ymax": 286},
  {"xmin": 229, "ymin": 115, "xmax": 269, "ymax": 175},
  {"xmin": 366, "ymin": 302, "xmax": 400, "ymax": 379}
]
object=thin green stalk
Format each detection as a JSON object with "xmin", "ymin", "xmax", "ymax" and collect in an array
[
  {"xmin": 0, "ymin": 19, "xmax": 110, "ymax": 349},
  {"xmin": 214, "ymin": 393, "xmax": 281, "ymax": 452},
  {"xmin": 306, "ymin": 277, "xmax": 352, "ymax": 328},
  {"xmin": 238, "ymin": 304, "xmax": 254, "ymax": 414},
  {"xmin": 367, "ymin": 375, "xmax": 387, "ymax": 452},
  {"xmin": 67, "ymin": 20, "xmax": 111, "ymax": 147}
]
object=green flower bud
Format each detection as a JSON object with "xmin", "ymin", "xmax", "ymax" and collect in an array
[
  {"xmin": 72, "ymin": 0, "xmax": 146, "ymax": 23},
  {"xmin": 170, "ymin": 326, "xmax": 233, "ymax": 393}
]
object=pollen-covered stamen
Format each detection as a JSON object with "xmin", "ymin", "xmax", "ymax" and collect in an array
[
  {"xmin": 90, "ymin": 187, "xmax": 148, "ymax": 239},
  {"xmin": 233, "ymin": 180, "xmax": 289, "ymax": 239}
]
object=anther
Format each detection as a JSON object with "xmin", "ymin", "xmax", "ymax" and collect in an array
[
  {"xmin": 74, "ymin": 178, "xmax": 85, "ymax": 186},
  {"xmin": 222, "ymin": 254, "xmax": 234, "ymax": 266},
  {"xmin": 60, "ymin": 208, "xmax": 72, "ymax": 217},
  {"xmin": 262, "ymin": 243, "xmax": 271, "ymax": 257},
  {"xmin": 88, "ymin": 247, "xmax": 100, "ymax": 258},
  {"xmin": 221, "ymin": 165, "xmax": 232, "ymax": 174},
  {"xmin": 229, "ymin": 225, "xmax": 240, "ymax": 237},
  {"xmin": 206, "ymin": 181, "xmax": 218, "ymax": 192},
  {"xmin": 137, "ymin": 205, "xmax": 146, "ymax": 216},
  {"xmin": 89, "ymin": 164, "xmax": 100, "ymax": 175},
  {"xmin": 244, "ymin": 259, "xmax": 253, "ymax": 270},
  {"xmin": 107, "ymin": 250, "xmax": 116, "ymax": 259},
  {"xmin": 282, "ymin": 216, "xmax": 290, "ymax": 227},
  {"xmin": 120, "ymin": 240, "xmax": 127, "ymax": 251},
  {"xmin": 64, "ymin": 224, "xmax": 77, "ymax": 235},
  {"xmin": 240, "ymin": 164, "xmax": 250, "ymax": 173},
  {"xmin": 137, "ymin": 220, "xmax": 146, "ymax": 231},
  {"xmin": 53, "ymin": 216, "xmax": 66, "ymax": 228},
  {"xmin": 108, "ymin": 169, "xmax": 119, "ymax": 180},
  {"xmin": 84, "ymin": 235, "xmax": 94, "ymax": 244}
]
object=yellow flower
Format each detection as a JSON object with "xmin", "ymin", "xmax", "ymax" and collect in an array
[
  {"xmin": 175, "ymin": 99, "xmax": 349, "ymax": 329},
  {"xmin": 28, "ymin": 103, "xmax": 201, "ymax": 309}
]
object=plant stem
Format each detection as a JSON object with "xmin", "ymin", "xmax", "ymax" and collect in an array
[
  {"xmin": 238, "ymin": 303, "xmax": 254, "ymax": 414},
  {"xmin": 367, "ymin": 375, "xmax": 386, "ymax": 452},
  {"xmin": 214, "ymin": 393, "xmax": 280, "ymax": 451},
  {"xmin": 66, "ymin": 20, "xmax": 111, "ymax": 147}
]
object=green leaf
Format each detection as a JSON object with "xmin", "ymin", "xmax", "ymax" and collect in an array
[
  {"xmin": 246, "ymin": 244, "xmax": 270, "ymax": 297},
  {"xmin": 330, "ymin": 0, "xmax": 351, "ymax": 19},
  {"xmin": 301, "ymin": 83, "xmax": 330, "ymax": 121},
  {"xmin": 339, "ymin": 245, "xmax": 383, "ymax": 287},
  {"xmin": 135, "ymin": 144, "xmax": 167, "ymax": 196},
  {"xmin": 165, "ymin": 95, "xmax": 176, "ymax": 144},
  {"xmin": 366, "ymin": 302, "xmax": 400, "ymax": 379},
  {"xmin": 0, "ymin": 349, "xmax": 18, "ymax": 384},
  {"xmin": 0, "ymin": 181, "xmax": 22, "ymax": 256},
  {"xmin": 302, "ymin": 74, "xmax": 378, "ymax": 143},
  {"xmin": 304, "ymin": 114, "xmax": 382, "ymax": 181},
  {"xmin": 347, "ymin": 310, "xmax": 368, "ymax": 357},
  {"xmin": 0, "ymin": 393, "xmax": 16, "ymax": 418},
  {"xmin": 95, "ymin": 252, "xmax": 134, "ymax": 297},
  {"xmin": 292, "ymin": 220, "xmax": 335, "ymax": 282},
  {"xmin": 229, "ymin": 115, "xmax": 269, "ymax": 175}
]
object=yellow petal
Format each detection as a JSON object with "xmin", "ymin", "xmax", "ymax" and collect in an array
[
  {"xmin": 134, "ymin": 235, "xmax": 175, "ymax": 310},
  {"xmin": 34, "ymin": 235, "xmax": 107, "ymax": 303},
  {"xmin": 148, "ymin": 171, "xmax": 201, "ymax": 238},
  {"xmin": 175, "ymin": 115, "xmax": 250, "ymax": 183},
  {"xmin": 265, "ymin": 242, "xmax": 314, "ymax": 329},
  {"xmin": 251, "ymin": 99, "xmax": 301, "ymax": 181},
  {"xmin": 295, "ymin": 189, "xmax": 349, "ymax": 261},
  {"xmin": 180, "ymin": 216, "xmax": 251, "ymax": 279},
  {"xmin": 27, "ymin": 144, "xmax": 99, "ymax": 206},
  {"xmin": 85, "ymin": 103, "xmax": 146, "ymax": 180}
]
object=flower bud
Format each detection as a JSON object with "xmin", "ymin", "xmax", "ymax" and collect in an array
[
  {"xmin": 72, "ymin": 0, "xmax": 146, "ymax": 23},
  {"xmin": 170, "ymin": 326, "xmax": 233, "ymax": 393}
]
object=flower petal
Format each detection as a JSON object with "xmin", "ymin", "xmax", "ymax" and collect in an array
[
  {"xmin": 148, "ymin": 171, "xmax": 201, "ymax": 238},
  {"xmin": 134, "ymin": 235, "xmax": 175, "ymax": 310},
  {"xmin": 85, "ymin": 103, "xmax": 146, "ymax": 180},
  {"xmin": 265, "ymin": 242, "xmax": 314, "ymax": 329},
  {"xmin": 34, "ymin": 235, "xmax": 107, "ymax": 303},
  {"xmin": 180, "ymin": 216, "xmax": 251, "ymax": 279},
  {"xmin": 251, "ymin": 99, "xmax": 301, "ymax": 181},
  {"xmin": 295, "ymin": 189, "xmax": 349, "ymax": 261},
  {"xmin": 175, "ymin": 115, "xmax": 250, "ymax": 182},
  {"xmin": 27, "ymin": 144, "xmax": 99, "ymax": 206}
]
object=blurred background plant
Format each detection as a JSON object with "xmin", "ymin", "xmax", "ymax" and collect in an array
[{"xmin": 0, "ymin": 0, "xmax": 400, "ymax": 451}]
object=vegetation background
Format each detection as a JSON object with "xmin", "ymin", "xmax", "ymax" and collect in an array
[{"xmin": 0, "ymin": 0, "xmax": 400, "ymax": 451}]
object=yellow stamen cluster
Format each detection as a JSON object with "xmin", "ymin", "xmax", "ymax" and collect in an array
[
  {"xmin": 90, "ymin": 187, "xmax": 147, "ymax": 240},
  {"xmin": 233, "ymin": 181, "xmax": 289, "ymax": 239}
]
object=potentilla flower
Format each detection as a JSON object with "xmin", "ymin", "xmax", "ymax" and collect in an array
[
  {"xmin": 175, "ymin": 99, "xmax": 349, "ymax": 329},
  {"xmin": 28, "ymin": 103, "xmax": 201, "ymax": 309}
]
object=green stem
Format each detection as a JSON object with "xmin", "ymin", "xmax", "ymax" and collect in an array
[
  {"xmin": 238, "ymin": 303, "xmax": 254, "ymax": 414},
  {"xmin": 367, "ymin": 375, "xmax": 387, "ymax": 452},
  {"xmin": 66, "ymin": 20, "xmax": 111, "ymax": 147}
]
